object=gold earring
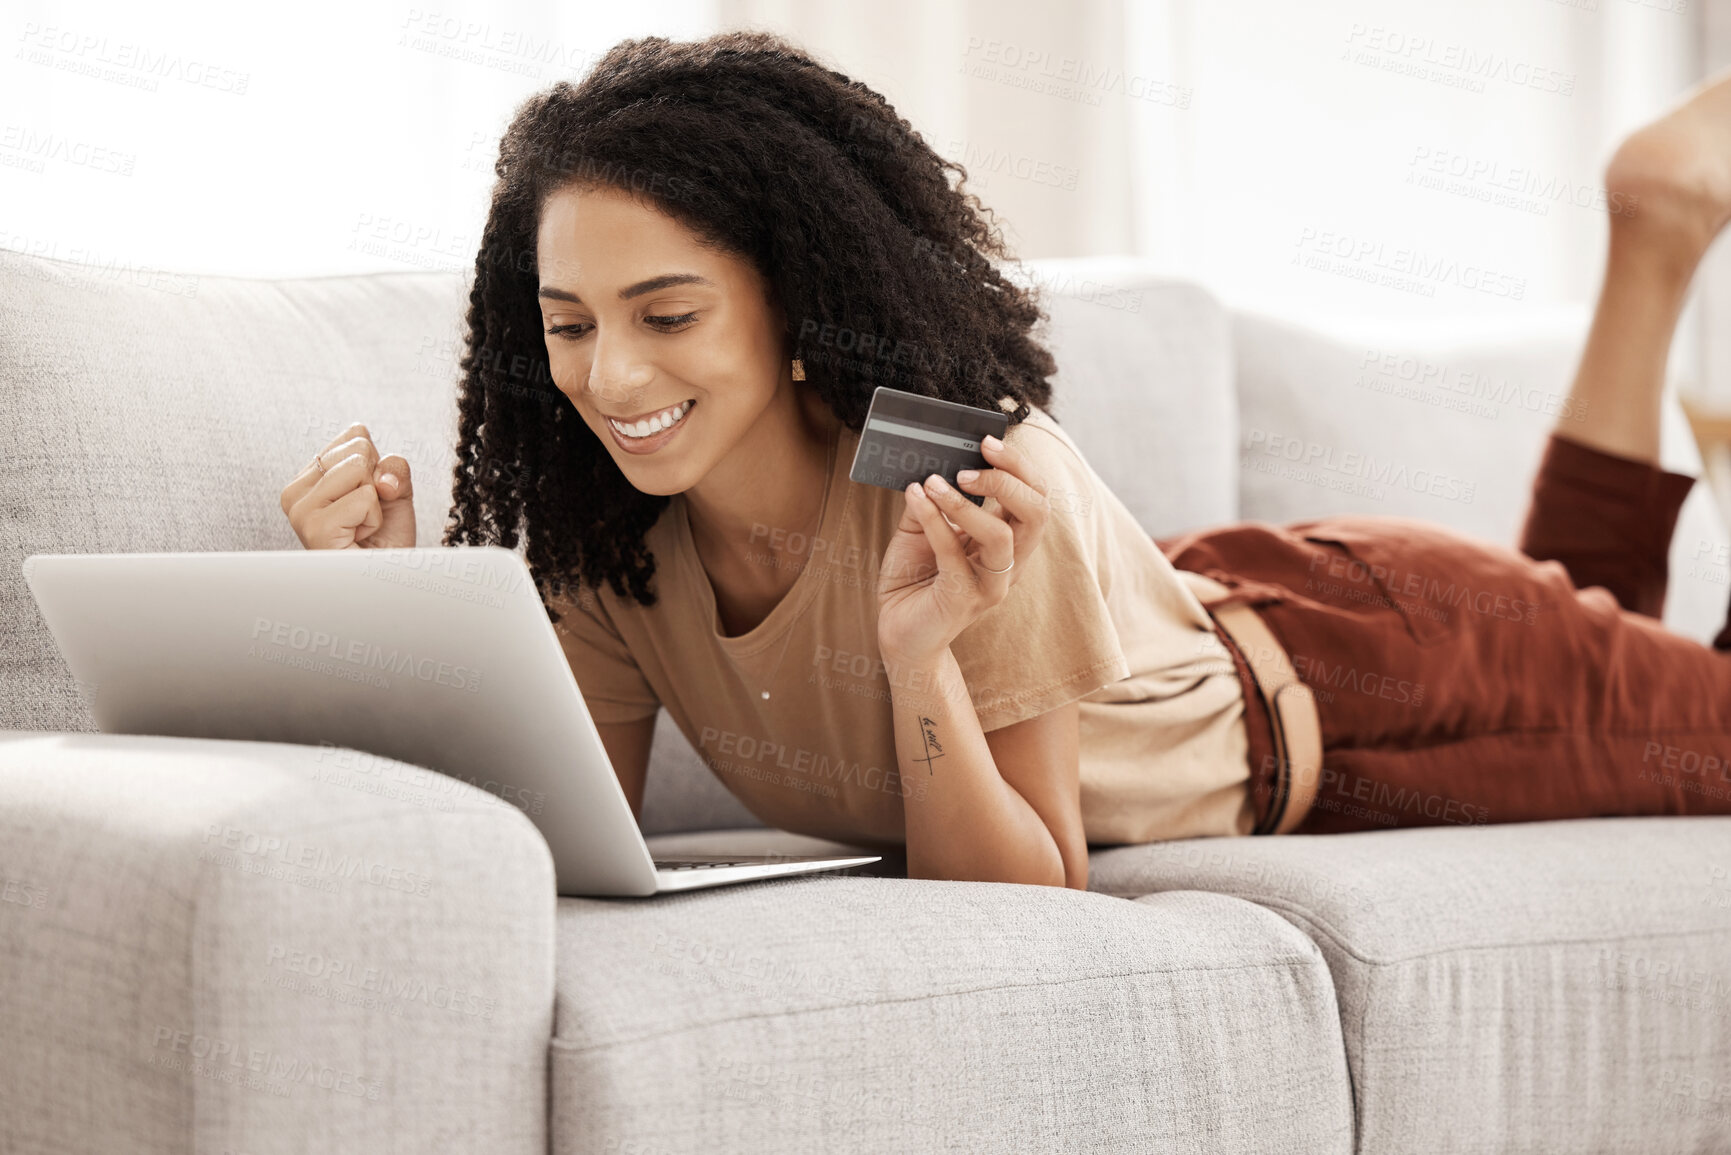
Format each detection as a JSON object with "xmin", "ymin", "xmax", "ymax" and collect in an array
[{"xmin": 791, "ymin": 358, "xmax": 806, "ymax": 381}]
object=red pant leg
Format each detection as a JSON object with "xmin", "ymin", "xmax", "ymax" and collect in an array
[
  {"xmin": 1517, "ymin": 432, "xmax": 1697, "ymax": 620},
  {"xmin": 1273, "ymin": 518, "xmax": 1731, "ymax": 834},
  {"xmin": 1161, "ymin": 515, "xmax": 1731, "ymax": 836}
]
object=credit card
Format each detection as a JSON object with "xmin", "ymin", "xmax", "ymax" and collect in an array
[{"xmin": 848, "ymin": 385, "xmax": 1009, "ymax": 507}]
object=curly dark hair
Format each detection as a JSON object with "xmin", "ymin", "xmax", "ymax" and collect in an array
[{"xmin": 441, "ymin": 29, "xmax": 1059, "ymax": 619}]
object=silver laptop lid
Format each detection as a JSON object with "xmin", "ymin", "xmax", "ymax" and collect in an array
[{"xmin": 23, "ymin": 546, "xmax": 661, "ymax": 896}]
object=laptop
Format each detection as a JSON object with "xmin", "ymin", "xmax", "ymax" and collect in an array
[{"xmin": 21, "ymin": 545, "xmax": 881, "ymax": 897}]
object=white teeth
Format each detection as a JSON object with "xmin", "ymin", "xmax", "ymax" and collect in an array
[{"xmin": 609, "ymin": 400, "xmax": 692, "ymax": 439}]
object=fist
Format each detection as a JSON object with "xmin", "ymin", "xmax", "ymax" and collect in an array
[{"xmin": 280, "ymin": 422, "xmax": 417, "ymax": 550}]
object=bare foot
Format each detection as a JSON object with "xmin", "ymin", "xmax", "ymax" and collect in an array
[{"xmin": 1605, "ymin": 67, "xmax": 1731, "ymax": 267}]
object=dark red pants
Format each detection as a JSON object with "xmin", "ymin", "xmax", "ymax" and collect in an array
[{"xmin": 1157, "ymin": 434, "xmax": 1731, "ymax": 835}]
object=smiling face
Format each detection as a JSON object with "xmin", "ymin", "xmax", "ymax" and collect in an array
[{"xmin": 535, "ymin": 183, "xmax": 793, "ymax": 495}]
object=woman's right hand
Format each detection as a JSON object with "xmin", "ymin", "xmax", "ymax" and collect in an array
[{"xmin": 280, "ymin": 422, "xmax": 417, "ymax": 550}]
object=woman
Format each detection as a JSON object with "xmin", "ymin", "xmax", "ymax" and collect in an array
[{"xmin": 280, "ymin": 31, "xmax": 1731, "ymax": 891}]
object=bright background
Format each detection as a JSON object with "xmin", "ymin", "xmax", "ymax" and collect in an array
[{"xmin": 6, "ymin": 0, "xmax": 1731, "ymax": 404}]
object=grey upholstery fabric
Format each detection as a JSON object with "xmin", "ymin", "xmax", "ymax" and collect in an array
[
  {"xmin": 1012, "ymin": 256, "xmax": 1240, "ymax": 537},
  {"xmin": 549, "ymin": 879, "xmax": 1353, "ymax": 1154},
  {"xmin": 0, "ymin": 248, "xmax": 1242, "ymax": 837},
  {"xmin": 638, "ymin": 708, "xmax": 765, "ymax": 836},
  {"xmin": 0, "ymin": 731, "xmax": 555, "ymax": 1155},
  {"xmin": 0, "ymin": 250, "xmax": 469, "ymax": 733},
  {"xmin": 1089, "ymin": 818, "xmax": 1731, "ymax": 1154},
  {"xmin": 13, "ymin": 243, "xmax": 1731, "ymax": 1155}
]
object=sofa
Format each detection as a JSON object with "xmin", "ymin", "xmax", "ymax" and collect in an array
[{"xmin": 4, "ymin": 246, "xmax": 1730, "ymax": 1154}]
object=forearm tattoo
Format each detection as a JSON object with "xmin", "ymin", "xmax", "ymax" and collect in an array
[{"xmin": 916, "ymin": 715, "xmax": 944, "ymax": 775}]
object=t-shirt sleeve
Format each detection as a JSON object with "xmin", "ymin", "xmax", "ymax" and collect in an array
[
  {"xmin": 549, "ymin": 582, "xmax": 662, "ymax": 725},
  {"xmin": 947, "ymin": 422, "xmax": 1130, "ymax": 732}
]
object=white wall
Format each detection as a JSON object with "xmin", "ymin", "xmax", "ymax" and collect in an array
[
  {"xmin": 1124, "ymin": 0, "xmax": 1699, "ymax": 331},
  {"xmin": 722, "ymin": 0, "xmax": 1720, "ymax": 394},
  {"xmin": 1, "ymin": 0, "xmax": 710, "ymax": 278},
  {"xmin": 4, "ymin": 0, "xmax": 1716, "ymax": 359}
]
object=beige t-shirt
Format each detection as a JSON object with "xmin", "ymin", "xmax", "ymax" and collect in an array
[{"xmin": 551, "ymin": 403, "xmax": 1254, "ymax": 848}]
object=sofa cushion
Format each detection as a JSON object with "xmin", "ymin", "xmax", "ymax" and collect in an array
[
  {"xmin": 1230, "ymin": 310, "xmax": 1731, "ymax": 645},
  {"xmin": 0, "ymin": 250, "xmax": 469, "ymax": 732},
  {"xmin": 638, "ymin": 711, "xmax": 766, "ymax": 835},
  {"xmin": 0, "ymin": 248, "xmax": 746, "ymax": 835},
  {"xmin": 548, "ymin": 877, "xmax": 1352, "ymax": 1154},
  {"xmin": 1014, "ymin": 256, "xmax": 1240, "ymax": 537},
  {"xmin": 0, "ymin": 731, "xmax": 554, "ymax": 1155},
  {"xmin": 1089, "ymin": 818, "xmax": 1731, "ymax": 1154},
  {"xmin": 0, "ymin": 250, "xmax": 1241, "ymax": 838}
]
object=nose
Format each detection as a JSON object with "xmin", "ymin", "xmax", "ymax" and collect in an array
[{"xmin": 585, "ymin": 332, "xmax": 654, "ymax": 411}]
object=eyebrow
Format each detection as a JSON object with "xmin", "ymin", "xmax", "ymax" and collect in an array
[{"xmin": 537, "ymin": 273, "xmax": 714, "ymax": 304}]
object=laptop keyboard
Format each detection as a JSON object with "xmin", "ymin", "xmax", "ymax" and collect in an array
[{"xmin": 652, "ymin": 858, "xmax": 763, "ymax": 872}]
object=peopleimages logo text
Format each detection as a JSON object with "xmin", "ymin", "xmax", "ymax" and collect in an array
[
  {"xmin": 1294, "ymin": 227, "xmax": 1526, "ymax": 300},
  {"xmin": 248, "ymin": 618, "xmax": 482, "ymax": 692},
  {"xmin": 202, "ymin": 824, "xmax": 435, "ymax": 897}
]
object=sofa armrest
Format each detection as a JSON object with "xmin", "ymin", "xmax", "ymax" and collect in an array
[{"xmin": 0, "ymin": 731, "xmax": 555, "ymax": 1155}]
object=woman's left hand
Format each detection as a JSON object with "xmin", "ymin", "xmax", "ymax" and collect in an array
[{"xmin": 876, "ymin": 435, "xmax": 1053, "ymax": 661}]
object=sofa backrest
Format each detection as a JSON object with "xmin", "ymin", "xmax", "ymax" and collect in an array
[
  {"xmin": 0, "ymin": 251, "xmax": 468, "ymax": 732},
  {"xmin": 10, "ymin": 245, "xmax": 1728, "ymax": 836},
  {"xmin": 1010, "ymin": 256, "xmax": 1239, "ymax": 537},
  {"xmin": 0, "ymin": 251, "xmax": 1239, "ymax": 818},
  {"xmin": 1230, "ymin": 309, "xmax": 1731, "ymax": 646}
]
